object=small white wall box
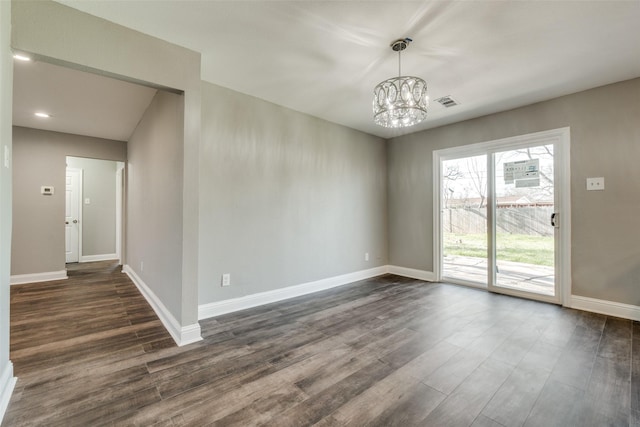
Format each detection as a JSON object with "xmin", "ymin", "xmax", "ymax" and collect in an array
[
  {"xmin": 41, "ymin": 186, "xmax": 54, "ymax": 195},
  {"xmin": 586, "ymin": 177, "xmax": 605, "ymax": 191}
]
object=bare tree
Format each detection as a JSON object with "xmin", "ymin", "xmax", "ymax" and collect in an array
[
  {"xmin": 467, "ymin": 156, "xmax": 487, "ymax": 208},
  {"xmin": 443, "ymin": 164, "xmax": 463, "ymax": 208}
]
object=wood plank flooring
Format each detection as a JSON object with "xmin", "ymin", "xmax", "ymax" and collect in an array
[{"xmin": 3, "ymin": 261, "xmax": 639, "ymax": 426}]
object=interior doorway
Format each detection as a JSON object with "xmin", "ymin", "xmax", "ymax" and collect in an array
[
  {"xmin": 434, "ymin": 128, "xmax": 571, "ymax": 304},
  {"xmin": 65, "ymin": 157, "xmax": 124, "ymax": 265}
]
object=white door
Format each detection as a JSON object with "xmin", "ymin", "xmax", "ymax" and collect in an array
[{"xmin": 65, "ymin": 168, "xmax": 81, "ymax": 263}]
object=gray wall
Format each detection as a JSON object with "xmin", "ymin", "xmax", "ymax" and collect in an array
[
  {"xmin": 1, "ymin": 0, "xmax": 13, "ymax": 413},
  {"xmin": 11, "ymin": 127, "xmax": 125, "ymax": 275},
  {"xmin": 199, "ymin": 82, "xmax": 387, "ymax": 304},
  {"xmin": 66, "ymin": 156, "xmax": 118, "ymax": 257},
  {"xmin": 127, "ymin": 91, "xmax": 185, "ymax": 320},
  {"xmin": 11, "ymin": 0, "xmax": 201, "ymax": 326},
  {"xmin": 388, "ymin": 77, "xmax": 640, "ymax": 305}
]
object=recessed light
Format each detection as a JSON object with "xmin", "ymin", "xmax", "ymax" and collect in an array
[
  {"xmin": 13, "ymin": 54, "xmax": 31, "ymax": 62},
  {"xmin": 34, "ymin": 112, "xmax": 51, "ymax": 118}
]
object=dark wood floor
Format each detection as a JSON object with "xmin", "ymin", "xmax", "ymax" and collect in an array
[{"xmin": 3, "ymin": 261, "xmax": 639, "ymax": 426}]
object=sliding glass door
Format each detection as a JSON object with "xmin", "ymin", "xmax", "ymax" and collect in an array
[
  {"xmin": 491, "ymin": 144, "xmax": 555, "ymax": 298},
  {"xmin": 441, "ymin": 154, "xmax": 488, "ymax": 285},
  {"xmin": 434, "ymin": 129, "xmax": 570, "ymax": 304}
]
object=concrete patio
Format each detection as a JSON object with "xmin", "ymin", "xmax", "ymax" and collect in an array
[{"xmin": 443, "ymin": 255, "xmax": 554, "ymax": 296}]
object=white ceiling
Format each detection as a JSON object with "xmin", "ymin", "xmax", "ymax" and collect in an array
[
  {"xmin": 13, "ymin": 59, "xmax": 157, "ymax": 141},
  {"xmin": 19, "ymin": 1, "xmax": 640, "ymax": 140}
]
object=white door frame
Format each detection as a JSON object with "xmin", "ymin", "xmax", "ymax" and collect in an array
[
  {"xmin": 66, "ymin": 158, "xmax": 125, "ymax": 265},
  {"xmin": 433, "ymin": 127, "xmax": 571, "ymax": 305},
  {"xmin": 65, "ymin": 167, "xmax": 83, "ymax": 263},
  {"xmin": 115, "ymin": 162, "xmax": 124, "ymax": 264}
]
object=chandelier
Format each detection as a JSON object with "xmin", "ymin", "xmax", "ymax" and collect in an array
[{"xmin": 373, "ymin": 38, "xmax": 428, "ymax": 128}]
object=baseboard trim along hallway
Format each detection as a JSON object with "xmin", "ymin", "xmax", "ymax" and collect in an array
[
  {"xmin": 0, "ymin": 361, "xmax": 16, "ymax": 424},
  {"xmin": 123, "ymin": 264, "xmax": 202, "ymax": 346},
  {"xmin": 80, "ymin": 253, "xmax": 118, "ymax": 263},
  {"xmin": 10, "ymin": 270, "xmax": 68, "ymax": 285}
]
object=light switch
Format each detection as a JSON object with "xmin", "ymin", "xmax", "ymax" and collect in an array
[{"xmin": 586, "ymin": 177, "xmax": 604, "ymax": 191}]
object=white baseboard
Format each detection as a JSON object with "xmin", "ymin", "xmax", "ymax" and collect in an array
[
  {"xmin": 80, "ymin": 253, "xmax": 118, "ymax": 263},
  {"xmin": 199, "ymin": 265, "xmax": 388, "ymax": 320},
  {"xmin": 196, "ymin": 262, "xmax": 640, "ymax": 328},
  {"xmin": 390, "ymin": 267, "xmax": 640, "ymax": 322},
  {"xmin": 387, "ymin": 265, "xmax": 436, "ymax": 282},
  {"xmin": 10, "ymin": 270, "xmax": 68, "ymax": 285},
  {"xmin": 122, "ymin": 265, "xmax": 202, "ymax": 346},
  {"xmin": 570, "ymin": 295, "xmax": 640, "ymax": 321},
  {"xmin": 0, "ymin": 361, "xmax": 16, "ymax": 425}
]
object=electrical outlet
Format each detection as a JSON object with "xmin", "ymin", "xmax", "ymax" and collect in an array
[
  {"xmin": 586, "ymin": 177, "xmax": 604, "ymax": 191},
  {"xmin": 221, "ymin": 273, "xmax": 231, "ymax": 287},
  {"xmin": 365, "ymin": 252, "xmax": 369, "ymax": 262}
]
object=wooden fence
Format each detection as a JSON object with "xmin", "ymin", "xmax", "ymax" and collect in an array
[{"xmin": 443, "ymin": 207, "xmax": 554, "ymax": 236}]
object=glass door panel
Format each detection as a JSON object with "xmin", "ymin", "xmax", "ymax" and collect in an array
[
  {"xmin": 442, "ymin": 155, "xmax": 488, "ymax": 285},
  {"xmin": 492, "ymin": 145, "xmax": 555, "ymax": 297}
]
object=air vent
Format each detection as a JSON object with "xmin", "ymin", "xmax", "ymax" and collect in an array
[{"xmin": 435, "ymin": 96, "xmax": 459, "ymax": 108}]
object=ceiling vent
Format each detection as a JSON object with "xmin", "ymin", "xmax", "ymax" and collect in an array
[{"xmin": 435, "ymin": 96, "xmax": 459, "ymax": 108}]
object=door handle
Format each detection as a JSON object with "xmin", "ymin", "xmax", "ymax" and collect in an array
[
  {"xmin": 73, "ymin": 219, "xmax": 78, "ymax": 224},
  {"xmin": 550, "ymin": 212, "xmax": 558, "ymax": 227}
]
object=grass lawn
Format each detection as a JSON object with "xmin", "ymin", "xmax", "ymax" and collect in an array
[{"xmin": 444, "ymin": 233, "xmax": 554, "ymax": 266}]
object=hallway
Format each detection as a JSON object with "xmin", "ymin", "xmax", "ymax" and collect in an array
[{"xmin": 5, "ymin": 261, "xmax": 175, "ymax": 425}]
